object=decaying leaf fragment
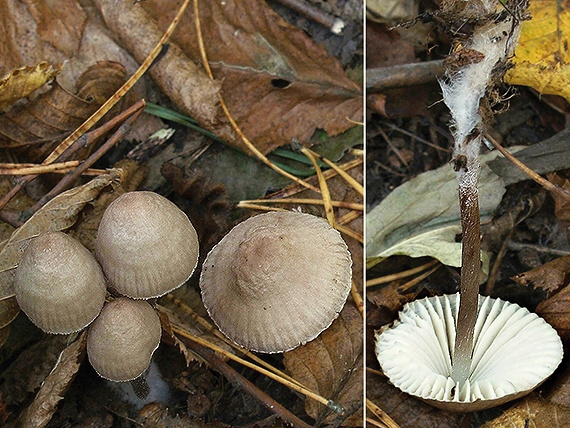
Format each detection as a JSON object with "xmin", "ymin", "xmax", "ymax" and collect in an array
[
  {"xmin": 0, "ymin": 62, "xmax": 62, "ymax": 111},
  {"xmin": 18, "ymin": 332, "xmax": 87, "ymax": 428},
  {"xmin": 283, "ymin": 303, "xmax": 363, "ymax": 425},
  {"xmin": 506, "ymin": 0, "xmax": 570, "ymax": 100},
  {"xmin": 513, "ymin": 256, "xmax": 570, "ymax": 293},
  {"xmin": 536, "ymin": 283, "xmax": 570, "ymax": 340}
]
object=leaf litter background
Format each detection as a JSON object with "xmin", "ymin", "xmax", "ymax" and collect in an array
[
  {"xmin": 0, "ymin": 0, "xmax": 363, "ymax": 426},
  {"xmin": 367, "ymin": 0, "xmax": 570, "ymax": 427}
]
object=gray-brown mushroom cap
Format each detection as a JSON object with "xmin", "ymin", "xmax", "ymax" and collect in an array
[
  {"xmin": 199, "ymin": 211, "xmax": 352, "ymax": 353},
  {"xmin": 95, "ymin": 191, "xmax": 199, "ymax": 299},
  {"xmin": 14, "ymin": 231, "xmax": 107, "ymax": 334},
  {"xmin": 87, "ymin": 297, "xmax": 162, "ymax": 382}
]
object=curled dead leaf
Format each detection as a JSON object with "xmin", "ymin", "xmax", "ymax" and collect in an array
[{"xmin": 0, "ymin": 62, "xmax": 62, "ymax": 111}]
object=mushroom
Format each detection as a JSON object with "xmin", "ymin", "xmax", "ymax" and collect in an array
[
  {"xmin": 375, "ymin": 293, "xmax": 563, "ymax": 412},
  {"xmin": 14, "ymin": 231, "xmax": 107, "ymax": 334},
  {"xmin": 87, "ymin": 297, "xmax": 162, "ymax": 382},
  {"xmin": 199, "ymin": 211, "xmax": 352, "ymax": 353},
  {"xmin": 95, "ymin": 191, "xmax": 199, "ymax": 299}
]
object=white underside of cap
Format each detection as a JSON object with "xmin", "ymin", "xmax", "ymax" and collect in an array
[{"xmin": 375, "ymin": 294, "xmax": 563, "ymax": 411}]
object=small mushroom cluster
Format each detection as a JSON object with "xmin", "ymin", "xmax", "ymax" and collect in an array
[{"xmin": 14, "ymin": 191, "xmax": 199, "ymax": 382}]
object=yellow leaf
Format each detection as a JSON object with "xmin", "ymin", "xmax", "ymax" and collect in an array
[
  {"xmin": 505, "ymin": 0, "xmax": 570, "ymax": 100},
  {"xmin": 0, "ymin": 62, "xmax": 62, "ymax": 111}
]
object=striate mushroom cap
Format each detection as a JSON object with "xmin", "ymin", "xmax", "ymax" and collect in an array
[
  {"xmin": 87, "ymin": 297, "xmax": 162, "ymax": 382},
  {"xmin": 375, "ymin": 293, "xmax": 564, "ymax": 412},
  {"xmin": 96, "ymin": 191, "xmax": 199, "ymax": 299},
  {"xmin": 14, "ymin": 231, "xmax": 107, "ymax": 334},
  {"xmin": 199, "ymin": 211, "xmax": 352, "ymax": 353}
]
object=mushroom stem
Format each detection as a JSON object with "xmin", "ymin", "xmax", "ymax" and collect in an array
[
  {"xmin": 451, "ymin": 153, "xmax": 482, "ymax": 383},
  {"xmin": 130, "ymin": 375, "xmax": 150, "ymax": 400}
]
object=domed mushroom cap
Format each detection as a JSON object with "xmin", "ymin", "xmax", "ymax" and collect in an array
[
  {"xmin": 87, "ymin": 297, "xmax": 162, "ymax": 382},
  {"xmin": 14, "ymin": 231, "xmax": 107, "ymax": 334},
  {"xmin": 96, "ymin": 191, "xmax": 199, "ymax": 299},
  {"xmin": 200, "ymin": 211, "xmax": 352, "ymax": 353},
  {"xmin": 375, "ymin": 294, "xmax": 564, "ymax": 412}
]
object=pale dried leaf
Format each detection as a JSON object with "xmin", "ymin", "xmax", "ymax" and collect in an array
[
  {"xmin": 512, "ymin": 256, "xmax": 570, "ymax": 293},
  {"xmin": 18, "ymin": 332, "xmax": 87, "ymax": 428},
  {"xmin": 283, "ymin": 302, "xmax": 363, "ymax": 425},
  {"xmin": 144, "ymin": 0, "xmax": 362, "ymax": 154},
  {"xmin": 0, "ymin": 62, "xmax": 62, "ymax": 111},
  {"xmin": 22, "ymin": 0, "xmax": 87, "ymax": 57},
  {"xmin": 0, "ymin": 169, "xmax": 124, "ymax": 300},
  {"xmin": 480, "ymin": 394, "xmax": 570, "ymax": 428}
]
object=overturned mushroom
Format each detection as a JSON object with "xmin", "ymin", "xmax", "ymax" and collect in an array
[
  {"xmin": 14, "ymin": 231, "xmax": 107, "ymax": 334},
  {"xmin": 375, "ymin": 294, "xmax": 563, "ymax": 412},
  {"xmin": 199, "ymin": 211, "xmax": 352, "ymax": 353},
  {"xmin": 87, "ymin": 297, "xmax": 162, "ymax": 382},
  {"xmin": 96, "ymin": 191, "xmax": 199, "ymax": 299}
]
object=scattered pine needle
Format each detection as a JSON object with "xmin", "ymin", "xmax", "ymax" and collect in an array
[
  {"xmin": 301, "ymin": 147, "xmax": 337, "ymax": 228},
  {"xmin": 366, "ymin": 399, "xmax": 401, "ymax": 428},
  {"xmin": 239, "ymin": 198, "xmax": 363, "ymax": 211},
  {"xmin": 366, "ymin": 259, "xmax": 439, "ymax": 287},
  {"xmin": 486, "ymin": 133, "xmax": 570, "ymax": 202},
  {"xmin": 171, "ymin": 323, "xmax": 344, "ymax": 413},
  {"xmin": 303, "ymin": 147, "xmax": 364, "ymax": 196},
  {"xmin": 193, "ymin": 0, "xmax": 319, "ymax": 194},
  {"xmin": 165, "ymin": 294, "xmax": 302, "ymax": 387}
]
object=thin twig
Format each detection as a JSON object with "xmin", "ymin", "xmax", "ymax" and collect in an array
[
  {"xmin": 22, "ymin": 101, "xmax": 145, "ymax": 220},
  {"xmin": 366, "ymin": 60, "xmax": 445, "ymax": 91},
  {"xmin": 182, "ymin": 337, "xmax": 314, "ymax": 428},
  {"xmin": 366, "ymin": 399, "xmax": 401, "ymax": 428},
  {"xmin": 366, "ymin": 259, "xmax": 439, "ymax": 287},
  {"xmin": 0, "ymin": 0, "xmax": 191, "ymax": 212},
  {"xmin": 273, "ymin": 0, "xmax": 345, "ymax": 34},
  {"xmin": 172, "ymin": 324, "xmax": 344, "ymax": 414},
  {"xmin": 487, "ymin": 133, "xmax": 570, "ymax": 202},
  {"xmin": 351, "ymin": 280, "xmax": 364, "ymax": 317},
  {"xmin": 164, "ymin": 295, "xmax": 303, "ymax": 387}
]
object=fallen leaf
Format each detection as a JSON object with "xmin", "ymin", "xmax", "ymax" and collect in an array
[
  {"xmin": 512, "ymin": 256, "xmax": 570, "ymax": 293},
  {"xmin": 0, "ymin": 62, "xmax": 62, "ymax": 111},
  {"xmin": 536, "ymin": 283, "xmax": 570, "ymax": 340},
  {"xmin": 480, "ymin": 394, "xmax": 570, "ymax": 428},
  {"xmin": 22, "ymin": 0, "xmax": 87, "ymax": 57},
  {"xmin": 0, "ymin": 62, "xmax": 126, "ymax": 161},
  {"xmin": 18, "ymin": 332, "xmax": 87, "ymax": 428},
  {"xmin": 141, "ymin": 0, "xmax": 363, "ymax": 155},
  {"xmin": 0, "ymin": 169, "xmax": 123, "ymax": 303},
  {"xmin": 506, "ymin": 0, "xmax": 570, "ymax": 100},
  {"xmin": 283, "ymin": 302, "xmax": 363, "ymax": 426},
  {"xmin": 548, "ymin": 172, "xmax": 570, "ymax": 222},
  {"xmin": 366, "ymin": 150, "xmax": 509, "ymax": 270}
]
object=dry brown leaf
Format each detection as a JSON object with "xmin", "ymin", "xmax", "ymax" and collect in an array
[
  {"xmin": 480, "ymin": 394, "xmax": 570, "ymax": 428},
  {"xmin": 18, "ymin": 332, "xmax": 87, "ymax": 428},
  {"xmin": 0, "ymin": 169, "xmax": 123, "ymax": 302},
  {"xmin": 536, "ymin": 283, "xmax": 570, "ymax": 341},
  {"xmin": 512, "ymin": 256, "xmax": 570, "ymax": 293},
  {"xmin": 0, "ymin": 62, "xmax": 126, "ymax": 160},
  {"xmin": 141, "ymin": 0, "xmax": 363, "ymax": 155},
  {"xmin": 547, "ymin": 363, "xmax": 570, "ymax": 408},
  {"xmin": 283, "ymin": 302, "xmax": 363, "ymax": 426},
  {"xmin": 92, "ymin": 0, "xmax": 222, "ymax": 126},
  {"xmin": 0, "ymin": 325, "xmax": 9, "ymax": 349},
  {"xmin": 548, "ymin": 172, "xmax": 570, "ymax": 222},
  {"xmin": 0, "ymin": 62, "xmax": 62, "ymax": 111},
  {"xmin": 0, "ymin": 297, "xmax": 19, "ymax": 329},
  {"xmin": 22, "ymin": 0, "xmax": 87, "ymax": 57}
]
